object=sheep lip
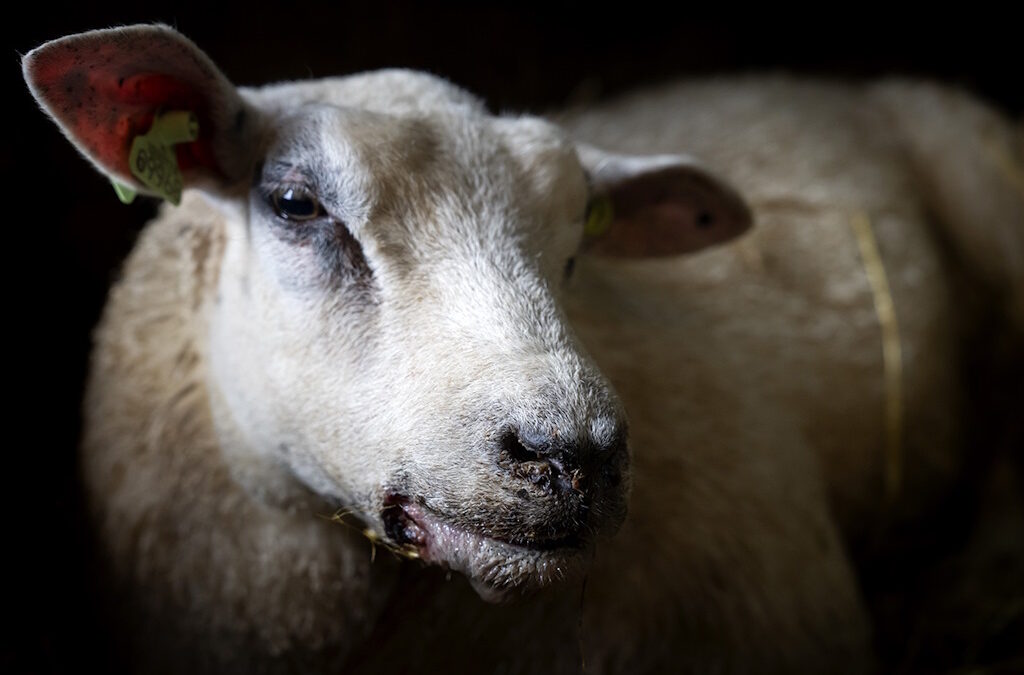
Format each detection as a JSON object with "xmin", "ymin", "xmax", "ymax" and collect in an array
[
  {"xmin": 382, "ymin": 497, "xmax": 584, "ymax": 555},
  {"xmin": 380, "ymin": 495, "xmax": 590, "ymax": 600}
]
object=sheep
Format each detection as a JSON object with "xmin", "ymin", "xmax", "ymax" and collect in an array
[{"xmin": 22, "ymin": 23, "xmax": 1022, "ymax": 675}]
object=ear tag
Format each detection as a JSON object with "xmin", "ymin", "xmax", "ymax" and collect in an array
[
  {"xmin": 111, "ymin": 181, "xmax": 137, "ymax": 204},
  {"xmin": 584, "ymin": 195, "xmax": 614, "ymax": 237},
  {"xmin": 126, "ymin": 111, "xmax": 199, "ymax": 205}
]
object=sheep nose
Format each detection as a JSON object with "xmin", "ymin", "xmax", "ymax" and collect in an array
[{"xmin": 497, "ymin": 423, "xmax": 626, "ymax": 496}]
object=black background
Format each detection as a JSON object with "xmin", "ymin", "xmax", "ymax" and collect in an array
[{"xmin": 4, "ymin": 4, "xmax": 1022, "ymax": 673}]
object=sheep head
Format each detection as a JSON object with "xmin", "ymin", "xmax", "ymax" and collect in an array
[{"xmin": 23, "ymin": 25, "xmax": 752, "ymax": 601}]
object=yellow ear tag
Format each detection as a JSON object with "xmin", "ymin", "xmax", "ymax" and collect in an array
[
  {"xmin": 126, "ymin": 111, "xmax": 200, "ymax": 205},
  {"xmin": 584, "ymin": 195, "xmax": 614, "ymax": 237}
]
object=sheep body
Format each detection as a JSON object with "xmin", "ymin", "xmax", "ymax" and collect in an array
[{"xmin": 31, "ymin": 30, "xmax": 1020, "ymax": 674}]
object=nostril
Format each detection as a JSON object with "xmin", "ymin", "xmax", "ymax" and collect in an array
[
  {"xmin": 498, "ymin": 428, "xmax": 573, "ymax": 494},
  {"xmin": 499, "ymin": 429, "xmax": 543, "ymax": 464}
]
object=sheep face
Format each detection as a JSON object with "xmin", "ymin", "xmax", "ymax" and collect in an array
[{"xmin": 208, "ymin": 92, "xmax": 630, "ymax": 600}]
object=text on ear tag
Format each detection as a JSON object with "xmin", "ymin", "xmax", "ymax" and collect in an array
[{"xmin": 127, "ymin": 111, "xmax": 199, "ymax": 205}]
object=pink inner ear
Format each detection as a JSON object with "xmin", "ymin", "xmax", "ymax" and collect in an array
[
  {"xmin": 28, "ymin": 47, "xmax": 219, "ymax": 179},
  {"xmin": 589, "ymin": 166, "xmax": 752, "ymax": 258}
]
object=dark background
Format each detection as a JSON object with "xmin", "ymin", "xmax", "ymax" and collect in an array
[{"xmin": 4, "ymin": 4, "xmax": 1022, "ymax": 673}]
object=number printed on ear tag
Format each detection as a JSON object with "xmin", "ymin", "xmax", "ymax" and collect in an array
[{"xmin": 128, "ymin": 111, "xmax": 199, "ymax": 205}]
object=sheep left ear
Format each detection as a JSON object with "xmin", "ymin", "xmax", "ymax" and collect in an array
[{"xmin": 577, "ymin": 145, "xmax": 753, "ymax": 257}]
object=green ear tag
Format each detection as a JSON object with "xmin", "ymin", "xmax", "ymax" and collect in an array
[
  {"xmin": 127, "ymin": 111, "xmax": 200, "ymax": 205},
  {"xmin": 584, "ymin": 195, "xmax": 614, "ymax": 237}
]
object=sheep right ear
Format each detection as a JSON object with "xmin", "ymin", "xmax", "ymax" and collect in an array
[
  {"xmin": 22, "ymin": 24, "xmax": 260, "ymax": 202},
  {"xmin": 577, "ymin": 145, "xmax": 753, "ymax": 257}
]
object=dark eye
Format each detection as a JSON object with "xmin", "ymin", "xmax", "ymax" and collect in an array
[{"xmin": 270, "ymin": 186, "xmax": 322, "ymax": 221}]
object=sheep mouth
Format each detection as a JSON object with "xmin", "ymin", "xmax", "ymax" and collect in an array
[
  {"xmin": 380, "ymin": 495, "xmax": 589, "ymax": 601},
  {"xmin": 383, "ymin": 497, "xmax": 584, "ymax": 551}
]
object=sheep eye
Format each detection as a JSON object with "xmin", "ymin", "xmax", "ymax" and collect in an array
[{"xmin": 270, "ymin": 187, "xmax": 322, "ymax": 221}]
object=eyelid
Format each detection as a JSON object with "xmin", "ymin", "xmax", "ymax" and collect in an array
[
  {"xmin": 261, "ymin": 161, "xmax": 319, "ymax": 194},
  {"xmin": 259, "ymin": 172, "xmax": 316, "ymax": 196}
]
